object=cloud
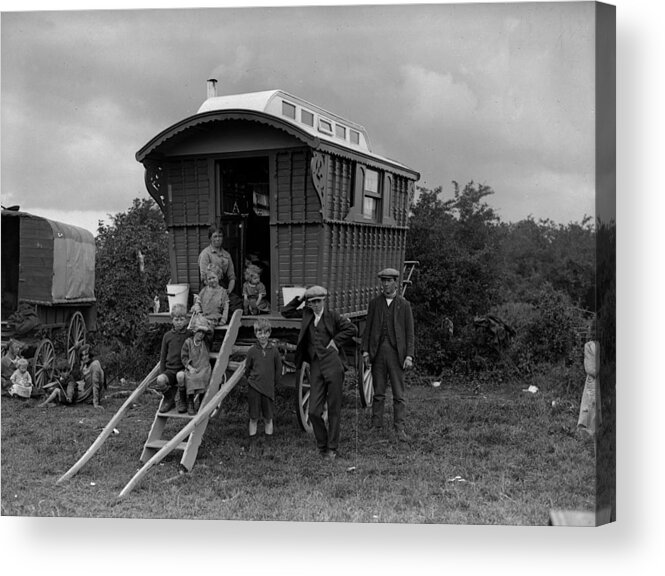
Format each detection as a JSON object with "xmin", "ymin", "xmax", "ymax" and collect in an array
[
  {"xmin": 1, "ymin": 4, "xmax": 599, "ymax": 225},
  {"xmin": 400, "ymin": 65, "xmax": 478, "ymax": 126}
]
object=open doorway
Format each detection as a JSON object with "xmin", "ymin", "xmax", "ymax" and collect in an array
[
  {"xmin": 217, "ymin": 156, "xmax": 271, "ymax": 309},
  {"xmin": 1, "ymin": 213, "xmax": 20, "ymax": 317}
]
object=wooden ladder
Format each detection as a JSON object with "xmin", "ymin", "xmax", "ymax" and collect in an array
[
  {"xmin": 139, "ymin": 309, "xmax": 243, "ymax": 472},
  {"xmin": 401, "ymin": 260, "xmax": 419, "ymax": 296}
]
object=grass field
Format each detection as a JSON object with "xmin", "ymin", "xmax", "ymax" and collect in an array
[{"xmin": 1, "ymin": 373, "xmax": 598, "ymax": 524}]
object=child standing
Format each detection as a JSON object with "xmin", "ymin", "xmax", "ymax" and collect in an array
[
  {"xmin": 191, "ymin": 263, "xmax": 229, "ymax": 329},
  {"xmin": 156, "ymin": 303, "xmax": 190, "ymax": 413},
  {"xmin": 9, "ymin": 357, "xmax": 32, "ymax": 399},
  {"xmin": 242, "ymin": 264, "xmax": 270, "ymax": 315},
  {"xmin": 1, "ymin": 338, "xmax": 23, "ymax": 395},
  {"xmin": 181, "ymin": 317, "xmax": 213, "ymax": 415},
  {"xmin": 244, "ymin": 318, "xmax": 281, "ymax": 451}
]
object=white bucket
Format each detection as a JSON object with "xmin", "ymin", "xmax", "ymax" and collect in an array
[{"xmin": 166, "ymin": 284, "xmax": 189, "ymax": 313}]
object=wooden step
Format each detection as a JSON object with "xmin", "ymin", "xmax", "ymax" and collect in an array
[
  {"xmin": 210, "ymin": 346, "xmax": 250, "ymax": 360},
  {"xmin": 156, "ymin": 410, "xmax": 195, "ymax": 420},
  {"xmin": 144, "ymin": 439, "xmax": 188, "ymax": 452}
]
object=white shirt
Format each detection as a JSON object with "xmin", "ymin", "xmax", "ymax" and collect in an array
[{"xmin": 313, "ymin": 311, "xmax": 324, "ymax": 326}]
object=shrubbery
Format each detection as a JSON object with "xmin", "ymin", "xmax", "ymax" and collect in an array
[
  {"xmin": 94, "ymin": 198, "xmax": 170, "ymax": 376},
  {"xmin": 406, "ymin": 182, "xmax": 599, "ymax": 398}
]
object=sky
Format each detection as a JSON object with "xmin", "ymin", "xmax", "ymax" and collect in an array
[{"xmin": 1, "ymin": 1, "xmax": 603, "ymax": 234}]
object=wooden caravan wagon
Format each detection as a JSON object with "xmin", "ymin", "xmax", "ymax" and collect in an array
[
  {"xmin": 1, "ymin": 208, "xmax": 96, "ymax": 392},
  {"xmin": 136, "ymin": 82, "xmax": 419, "ymax": 318},
  {"xmin": 137, "ymin": 82, "xmax": 420, "ymax": 429},
  {"xmin": 57, "ymin": 84, "xmax": 418, "ymax": 497}
]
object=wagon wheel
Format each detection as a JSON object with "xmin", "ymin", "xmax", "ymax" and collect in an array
[
  {"xmin": 67, "ymin": 311, "xmax": 87, "ymax": 368},
  {"xmin": 31, "ymin": 338, "xmax": 55, "ymax": 394},
  {"xmin": 296, "ymin": 363, "xmax": 314, "ymax": 433},
  {"xmin": 357, "ymin": 351, "xmax": 374, "ymax": 408},
  {"xmin": 295, "ymin": 362, "xmax": 327, "ymax": 434}
]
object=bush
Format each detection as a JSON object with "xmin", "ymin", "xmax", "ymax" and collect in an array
[
  {"xmin": 95, "ymin": 198, "xmax": 170, "ymax": 348},
  {"xmin": 507, "ymin": 284, "xmax": 585, "ymax": 373}
]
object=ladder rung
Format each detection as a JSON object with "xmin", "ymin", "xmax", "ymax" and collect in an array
[
  {"xmin": 144, "ymin": 439, "xmax": 188, "ymax": 451},
  {"xmin": 228, "ymin": 360, "xmax": 243, "ymax": 371},
  {"xmin": 232, "ymin": 344, "xmax": 251, "ymax": 354},
  {"xmin": 157, "ymin": 410, "xmax": 195, "ymax": 420},
  {"xmin": 210, "ymin": 346, "xmax": 250, "ymax": 360}
]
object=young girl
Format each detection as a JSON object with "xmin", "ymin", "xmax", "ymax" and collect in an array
[
  {"xmin": 1, "ymin": 338, "xmax": 23, "ymax": 394},
  {"xmin": 9, "ymin": 357, "xmax": 32, "ymax": 399},
  {"xmin": 191, "ymin": 263, "xmax": 229, "ymax": 329},
  {"xmin": 242, "ymin": 264, "xmax": 270, "ymax": 315},
  {"xmin": 244, "ymin": 318, "xmax": 281, "ymax": 451},
  {"xmin": 180, "ymin": 317, "xmax": 213, "ymax": 415}
]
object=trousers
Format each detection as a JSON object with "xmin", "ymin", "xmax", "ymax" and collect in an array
[
  {"xmin": 371, "ymin": 339, "xmax": 406, "ymax": 429},
  {"xmin": 308, "ymin": 348, "xmax": 345, "ymax": 452}
]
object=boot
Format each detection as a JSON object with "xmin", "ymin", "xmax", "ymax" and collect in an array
[
  {"xmin": 159, "ymin": 388, "xmax": 175, "ymax": 413},
  {"xmin": 176, "ymin": 387, "xmax": 187, "ymax": 413},
  {"xmin": 187, "ymin": 395, "xmax": 196, "ymax": 416}
]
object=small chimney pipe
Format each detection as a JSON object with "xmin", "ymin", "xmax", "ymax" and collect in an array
[{"xmin": 207, "ymin": 78, "xmax": 218, "ymax": 99}]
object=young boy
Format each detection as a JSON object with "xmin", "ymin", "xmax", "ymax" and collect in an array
[
  {"xmin": 8, "ymin": 357, "xmax": 32, "ymax": 399},
  {"xmin": 242, "ymin": 264, "xmax": 270, "ymax": 315},
  {"xmin": 156, "ymin": 303, "xmax": 190, "ymax": 413},
  {"xmin": 180, "ymin": 317, "xmax": 212, "ymax": 415},
  {"xmin": 244, "ymin": 318, "xmax": 281, "ymax": 451}
]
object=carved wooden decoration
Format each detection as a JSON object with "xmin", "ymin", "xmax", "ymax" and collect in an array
[
  {"xmin": 310, "ymin": 151, "xmax": 328, "ymax": 204},
  {"xmin": 144, "ymin": 162, "xmax": 166, "ymax": 209}
]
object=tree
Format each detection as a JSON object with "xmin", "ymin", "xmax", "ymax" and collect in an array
[
  {"xmin": 95, "ymin": 198, "xmax": 170, "ymax": 347},
  {"xmin": 497, "ymin": 216, "xmax": 595, "ymax": 308},
  {"xmin": 406, "ymin": 182, "xmax": 502, "ymax": 371}
]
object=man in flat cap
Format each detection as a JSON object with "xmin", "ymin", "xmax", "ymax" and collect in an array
[
  {"xmin": 286, "ymin": 285, "xmax": 357, "ymax": 459},
  {"xmin": 362, "ymin": 267, "xmax": 415, "ymax": 441}
]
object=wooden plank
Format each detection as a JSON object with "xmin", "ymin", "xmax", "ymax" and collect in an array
[
  {"xmin": 145, "ymin": 440, "xmax": 188, "ymax": 451},
  {"xmin": 56, "ymin": 363, "xmax": 161, "ymax": 484}
]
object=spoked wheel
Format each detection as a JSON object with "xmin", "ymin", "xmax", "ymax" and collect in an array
[
  {"xmin": 296, "ymin": 363, "xmax": 313, "ymax": 433},
  {"xmin": 357, "ymin": 349, "xmax": 374, "ymax": 408},
  {"xmin": 295, "ymin": 362, "xmax": 327, "ymax": 434},
  {"xmin": 67, "ymin": 311, "xmax": 86, "ymax": 368},
  {"xmin": 31, "ymin": 338, "xmax": 55, "ymax": 394}
]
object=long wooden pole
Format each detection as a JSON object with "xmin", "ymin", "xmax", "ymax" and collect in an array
[
  {"xmin": 56, "ymin": 363, "xmax": 161, "ymax": 485},
  {"xmin": 117, "ymin": 362, "xmax": 245, "ymax": 500}
]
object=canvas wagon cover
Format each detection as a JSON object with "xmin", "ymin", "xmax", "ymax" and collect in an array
[
  {"xmin": 2, "ymin": 210, "xmax": 96, "ymax": 304},
  {"xmin": 48, "ymin": 219, "xmax": 95, "ymax": 302}
]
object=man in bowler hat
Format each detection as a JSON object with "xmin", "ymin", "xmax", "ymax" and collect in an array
[
  {"xmin": 286, "ymin": 285, "xmax": 357, "ymax": 459},
  {"xmin": 362, "ymin": 267, "xmax": 415, "ymax": 441}
]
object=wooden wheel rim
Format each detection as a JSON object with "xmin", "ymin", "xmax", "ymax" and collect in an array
[
  {"xmin": 296, "ymin": 363, "xmax": 313, "ymax": 433},
  {"xmin": 361, "ymin": 365, "xmax": 374, "ymax": 407},
  {"xmin": 67, "ymin": 311, "xmax": 86, "ymax": 368},
  {"xmin": 32, "ymin": 339, "xmax": 55, "ymax": 393}
]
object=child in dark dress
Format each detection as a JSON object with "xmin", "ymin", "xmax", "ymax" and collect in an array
[{"xmin": 244, "ymin": 318, "xmax": 281, "ymax": 451}]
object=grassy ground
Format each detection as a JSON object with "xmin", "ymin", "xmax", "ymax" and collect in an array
[{"xmin": 1, "ymin": 374, "xmax": 598, "ymax": 524}]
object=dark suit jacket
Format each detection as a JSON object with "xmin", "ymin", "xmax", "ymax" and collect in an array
[
  {"xmin": 362, "ymin": 294, "xmax": 415, "ymax": 365},
  {"xmin": 291, "ymin": 305, "xmax": 357, "ymax": 369}
]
